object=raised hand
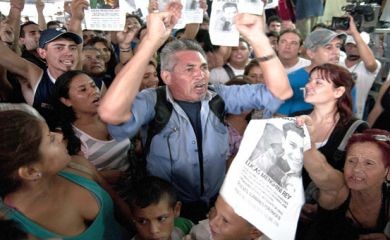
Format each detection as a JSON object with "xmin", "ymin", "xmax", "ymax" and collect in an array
[
  {"xmin": 148, "ymin": 0, "xmax": 158, "ymax": 13},
  {"xmin": 144, "ymin": 11, "xmax": 179, "ymax": 45},
  {"xmin": 234, "ymin": 13, "xmax": 266, "ymax": 45},
  {"xmin": 10, "ymin": 0, "xmax": 24, "ymax": 12},
  {"xmin": 35, "ymin": 0, "xmax": 44, "ymax": 13},
  {"xmin": 116, "ymin": 23, "xmax": 140, "ymax": 49},
  {"xmin": 70, "ymin": 0, "xmax": 89, "ymax": 21}
]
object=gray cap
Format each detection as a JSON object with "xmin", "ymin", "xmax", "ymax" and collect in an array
[{"xmin": 303, "ymin": 29, "xmax": 346, "ymax": 50}]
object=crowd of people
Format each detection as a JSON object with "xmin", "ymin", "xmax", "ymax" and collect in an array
[{"xmin": 0, "ymin": 0, "xmax": 389, "ymax": 239}]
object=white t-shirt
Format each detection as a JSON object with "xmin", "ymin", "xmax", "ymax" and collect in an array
[
  {"xmin": 209, "ymin": 63, "xmax": 245, "ymax": 84},
  {"xmin": 285, "ymin": 57, "xmax": 311, "ymax": 74},
  {"xmin": 340, "ymin": 59, "xmax": 381, "ymax": 119}
]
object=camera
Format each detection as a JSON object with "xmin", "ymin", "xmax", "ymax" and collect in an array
[
  {"xmin": 331, "ymin": 17, "xmax": 350, "ymax": 30},
  {"xmin": 331, "ymin": 0, "xmax": 378, "ymax": 32}
]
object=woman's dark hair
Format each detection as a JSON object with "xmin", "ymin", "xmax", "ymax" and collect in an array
[
  {"xmin": 86, "ymin": 36, "xmax": 118, "ymax": 80},
  {"xmin": 244, "ymin": 59, "xmax": 260, "ymax": 76},
  {"xmin": 0, "ymin": 110, "xmax": 43, "ymax": 196},
  {"xmin": 310, "ymin": 63, "xmax": 354, "ymax": 127},
  {"xmin": 52, "ymin": 70, "xmax": 86, "ymax": 155},
  {"xmin": 126, "ymin": 13, "xmax": 143, "ymax": 26},
  {"xmin": 346, "ymin": 129, "xmax": 390, "ymax": 167}
]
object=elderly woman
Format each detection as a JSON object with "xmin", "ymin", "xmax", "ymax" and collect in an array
[
  {"xmin": 0, "ymin": 109, "xmax": 124, "ymax": 239},
  {"xmin": 301, "ymin": 127, "xmax": 390, "ymax": 240}
]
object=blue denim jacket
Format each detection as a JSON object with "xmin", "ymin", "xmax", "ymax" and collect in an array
[{"xmin": 108, "ymin": 83, "xmax": 283, "ymax": 203}]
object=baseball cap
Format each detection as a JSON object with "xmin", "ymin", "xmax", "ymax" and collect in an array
[
  {"xmin": 345, "ymin": 31, "xmax": 370, "ymax": 45},
  {"xmin": 303, "ymin": 29, "xmax": 347, "ymax": 50},
  {"xmin": 39, "ymin": 28, "xmax": 82, "ymax": 49}
]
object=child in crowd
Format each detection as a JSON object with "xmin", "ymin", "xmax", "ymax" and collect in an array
[{"xmin": 126, "ymin": 176, "xmax": 193, "ymax": 240}]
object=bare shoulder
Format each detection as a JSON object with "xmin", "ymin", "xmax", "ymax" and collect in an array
[{"xmin": 64, "ymin": 155, "xmax": 98, "ymax": 181}]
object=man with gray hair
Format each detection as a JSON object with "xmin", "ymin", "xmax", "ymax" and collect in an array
[
  {"xmin": 99, "ymin": 9, "xmax": 292, "ymax": 222},
  {"xmin": 277, "ymin": 28, "xmax": 346, "ymax": 116}
]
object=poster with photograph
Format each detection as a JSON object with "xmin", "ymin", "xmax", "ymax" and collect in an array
[
  {"xmin": 209, "ymin": 0, "xmax": 239, "ymax": 46},
  {"xmin": 209, "ymin": 0, "xmax": 265, "ymax": 46},
  {"xmin": 183, "ymin": 0, "xmax": 204, "ymax": 24},
  {"xmin": 220, "ymin": 118, "xmax": 310, "ymax": 240},
  {"xmin": 238, "ymin": 0, "xmax": 265, "ymax": 15},
  {"xmin": 84, "ymin": 0, "xmax": 125, "ymax": 30}
]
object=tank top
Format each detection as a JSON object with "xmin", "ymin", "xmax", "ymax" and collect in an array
[{"xmin": 0, "ymin": 171, "xmax": 123, "ymax": 240}]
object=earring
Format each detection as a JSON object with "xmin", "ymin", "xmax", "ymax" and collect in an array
[{"xmin": 34, "ymin": 172, "xmax": 42, "ymax": 181}]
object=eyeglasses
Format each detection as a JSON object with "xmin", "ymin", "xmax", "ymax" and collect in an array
[
  {"xmin": 353, "ymin": 133, "xmax": 390, "ymax": 144},
  {"xmin": 373, "ymin": 134, "xmax": 390, "ymax": 143}
]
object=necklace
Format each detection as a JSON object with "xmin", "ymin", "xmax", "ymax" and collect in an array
[{"xmin": 316, "ymin": 120, "xmax": 337, "ymax": 149}]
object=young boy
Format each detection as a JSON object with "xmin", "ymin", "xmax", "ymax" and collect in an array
[{"xmin": 126, "ymin": 176, "xmax": 193, "ymax": 240}]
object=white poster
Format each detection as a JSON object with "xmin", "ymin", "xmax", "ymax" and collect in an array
[
  {"xmin": 209, "ymin": 0, "xmax": 264, "ymax": 46},
  {"xmin": 209, "ymin": 0, "xmax": 239, "ymax": 46},
  {"xmin": 220, "ymin": 118, "xmax": 310, "ymax": 240},
  {"xmin": 183, "ymin": 0, "xmax": 204, "ymax": 24},
  {"xmin": 84, "ymin": 0, "xmax": 125, "ymax": 31}
]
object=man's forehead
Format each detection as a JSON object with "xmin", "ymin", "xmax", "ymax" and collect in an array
[
  {"xmin": 270, "ymin": 21, "xmax": 281, "ymax": 26},
  {"xmin": 175, "ymin": 50, "xmax": 207, "ymax": 62},
  {"xmin": 280, "ymin": 32, "xmax": 300, "ymax": 41}
]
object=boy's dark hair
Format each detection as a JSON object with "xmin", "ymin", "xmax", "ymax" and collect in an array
[
  {"xmin": 267, "ymin": 15, "xmax": 282, "ymax": 26},
  {"xmin": 127, "ymin": 176, "xmax": 177, "ymax": 211},
  {"xmin": 266, "ymin": 31, "xmax": 279, "ymax": 38}
]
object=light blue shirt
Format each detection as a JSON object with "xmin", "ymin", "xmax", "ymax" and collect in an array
[{"xmin": 108, "ymin": 84, "xmax": 283, "ymax": 203}]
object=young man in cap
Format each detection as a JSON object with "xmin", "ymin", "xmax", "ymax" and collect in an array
[
  {"xmin": 339, "ymin": 16, "xmax": 381, "ymax": 119},
  {"xmin": 276, "ymin": 28, "xmax": 346, "ymax": 116},
  {"xmin": 0, "ymin": 0, "xmax": 87, "ymax": 128}
]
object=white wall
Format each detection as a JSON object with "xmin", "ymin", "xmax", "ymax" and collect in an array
[{"xmin": 0, "ymin": 2, "xmax": 65, "ymax": 23}]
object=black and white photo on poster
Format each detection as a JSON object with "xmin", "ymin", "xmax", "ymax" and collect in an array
[{"xmin": 220, "ymin": 118, "xmax": 310, "ymax": 240}]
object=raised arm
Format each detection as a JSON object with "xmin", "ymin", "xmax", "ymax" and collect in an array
[
  {"xmin": 235, "ymin": 13, "xmax": 292, "ymax": 100},
  {"xmin": 8, "ymin": 0, "xmax": 24, "ymax": 54},
  {"xmin": 98, "ymin": 8, "xmax": 181, "ymax": 125},
  {"xmin": 69, "ymin": 0, "xmax": 89, "ymax": 71},
  {"xmin": 36, "ymin": 0, "xmax": 46, "ymax": 30},
  {"xmin": 0, "ymin": 41, "xmax": 42, "ymax": 104},
  {"xmin": 347, "ymin": 15, "xmax": 378, "ymax": 72}
]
